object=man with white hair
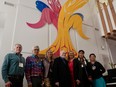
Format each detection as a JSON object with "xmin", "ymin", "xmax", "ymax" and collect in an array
[
  {"xmin": 53, "ymin": 50, "xmax": 72, "ymax": 87},
  {"xmin": 25, "ymin": 45, "xmax": 44, "ymax": 87},
  {"xmin": 1, "ymin": 44, "xmax": 25, "ymax": 87}
]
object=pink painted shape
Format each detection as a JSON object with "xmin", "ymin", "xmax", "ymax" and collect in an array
[
  {"xmin": 27, "ymin": 8, "xmax": 59, "ymax": 29},
  {"xmin": 54, "ymin": 48, "xmax": 60, "ymax": 57},
  {"xmin": 48, "ymin": 0, "xmax": 61, "ymax": 14},
  {"xmin": 27, "ymin": 0, "xmax": 61, "ymax": 30},
  {"xmin": 26, "ymin": 13, "xmax": 46, "ymax": 29}
]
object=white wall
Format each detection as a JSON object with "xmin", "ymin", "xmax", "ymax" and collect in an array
[{"xmin": 0, "ymin": 0, "xmax": 115, "ymax": 87}]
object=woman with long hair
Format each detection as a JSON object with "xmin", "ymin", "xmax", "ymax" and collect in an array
[
  {"xmin": 43, "ymin": 49, "xmax": 54, "ymax": 87},
  {"xmin": 68, "ymin": 51, "xmax": 76, "ymax": 87}
]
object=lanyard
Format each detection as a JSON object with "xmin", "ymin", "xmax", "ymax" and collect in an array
[{"xmin": 16, "ymin": 54, "xmax": 23, "ymax": 63}]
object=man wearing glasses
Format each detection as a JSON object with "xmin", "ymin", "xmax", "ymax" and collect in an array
[
  {"xmin": 53, "ymin": 50, "xmax": 72, "ymax": 87},
  {"xmin": 25, "ymin": 46, "xmax": 44, "ymax": 87}
]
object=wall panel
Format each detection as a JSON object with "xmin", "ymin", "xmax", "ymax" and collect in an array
[{"xmin": 12, "ymin": 5, "xmax": 49, "ymax": 53}]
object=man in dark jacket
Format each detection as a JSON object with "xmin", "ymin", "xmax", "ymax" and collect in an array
[{"xmin": 53, "ymin": 50, "xmax": 72, "ymax": 87}]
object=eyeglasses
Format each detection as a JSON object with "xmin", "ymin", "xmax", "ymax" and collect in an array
[
  {"xmin": 34, "ymin": 49, "xmax": 39, "ymax": 51},
  {"xmin": 69, "ymin": 55, "xmax": 74, "ymax": 56},
  {"xmin": 48, "ymin": 52, "xmax": 52, "ymax": 53},
  {"xmin": 62, "ymin": 52, "xmax": 66, "ymax": 54}
]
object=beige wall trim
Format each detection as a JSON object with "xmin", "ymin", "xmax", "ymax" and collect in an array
[
  {"xmin": 103, "ymin": 3, "xmax": 113, "ymax": 33},
  {"xmin": 108, "ymin": 0, "xmax": 116, "ymax": 27},
  {"xmin": 97, "ymin": 0, "xmax": 108, "ymax": 37}
]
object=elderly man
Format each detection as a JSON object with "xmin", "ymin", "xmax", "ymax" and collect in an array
[
  {"xmin": 1, "ymin": 44, "xmax": 25, "ymax": 87},
  {"xmin": 25, "ymin": 46, "xmax": 44, "ymax": 87},
  {"xmin": 53, "ymin": 50, "xmax": 72, "ymax": 87}
]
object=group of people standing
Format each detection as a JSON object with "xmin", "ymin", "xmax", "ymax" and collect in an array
[{"xmin": 1, "ymin": 44, "xmax": 106, "ymax": 87}]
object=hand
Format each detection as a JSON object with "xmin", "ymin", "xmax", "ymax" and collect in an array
[
  {"xmin": 5, "ymin": 81, "xmax": 12, "ymax": 87},
  {"xmin": 28, "ymin": 83, "xmax": 32, "ymax": 87},
  {"xmin": 88, "ymin": 77, "xmax": 92, "ymax": 82},
  {"xmin": 55, "ymin": 82, "xmax": 59, "ymax": 87},
  {"xmin": 41, "ymin": 80, "xmax": 45, "ymax": 86},
  {"xmin": 76, "ymin": 80, "xmax": 80, "ymax": 85}
]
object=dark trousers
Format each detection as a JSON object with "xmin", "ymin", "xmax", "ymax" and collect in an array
[
  {"xmin": 31, "ymin": 76, "xmax": 42, "ymax": 87},
  {"xmin": 76, "ymin": 80, "xmax": 91, "ymax": 87},
  {"xmin": 8, "ymin": 76, "xmax": 23, "ymax": 87}
]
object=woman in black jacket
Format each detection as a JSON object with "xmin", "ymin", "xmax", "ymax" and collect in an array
[
  {"xmin": 88, "ymin": 53, "xmax": 106, "ymax": 87},
  {"xmin": 68, "ymin": 51, "xmax": 77, "ymax": 87},
  {"xmin": 74, "ymin": 50, "xmax": 91, "ymax": 87}
]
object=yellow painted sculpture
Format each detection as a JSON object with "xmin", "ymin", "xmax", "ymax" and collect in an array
[{"xmin": 39, "ymin": 0, "xmax": 89, "ymax": 56}]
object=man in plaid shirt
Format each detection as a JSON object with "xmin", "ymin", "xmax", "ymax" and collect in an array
[{"xmin": 25, "ymin": 46, "xmax": 44, "ymax": 87}]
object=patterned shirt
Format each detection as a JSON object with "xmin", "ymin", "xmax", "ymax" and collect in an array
[{"xmin": 25, "ymin": 55, "xmax": 44, "ymax": 84}]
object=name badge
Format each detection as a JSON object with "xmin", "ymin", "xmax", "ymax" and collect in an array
[
  {"xmin": 19, "ymin": 63, "xmax": 23, "ymax": 67},
  {"xmin": 92, "ymin": 66, "xmax": 96, "ymax": 70},
  {"xmin": 81, "ymin": 64, "xmax": 84, "ymax": 68}
]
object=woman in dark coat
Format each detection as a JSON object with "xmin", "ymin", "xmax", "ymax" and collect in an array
[
  {"xmin": 74, "ymin": 50, "xmax": 91, "ymax": 87},
  {"xmin": 88, "ymin": 53, "xmax": 106, "ymax": 87}
]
